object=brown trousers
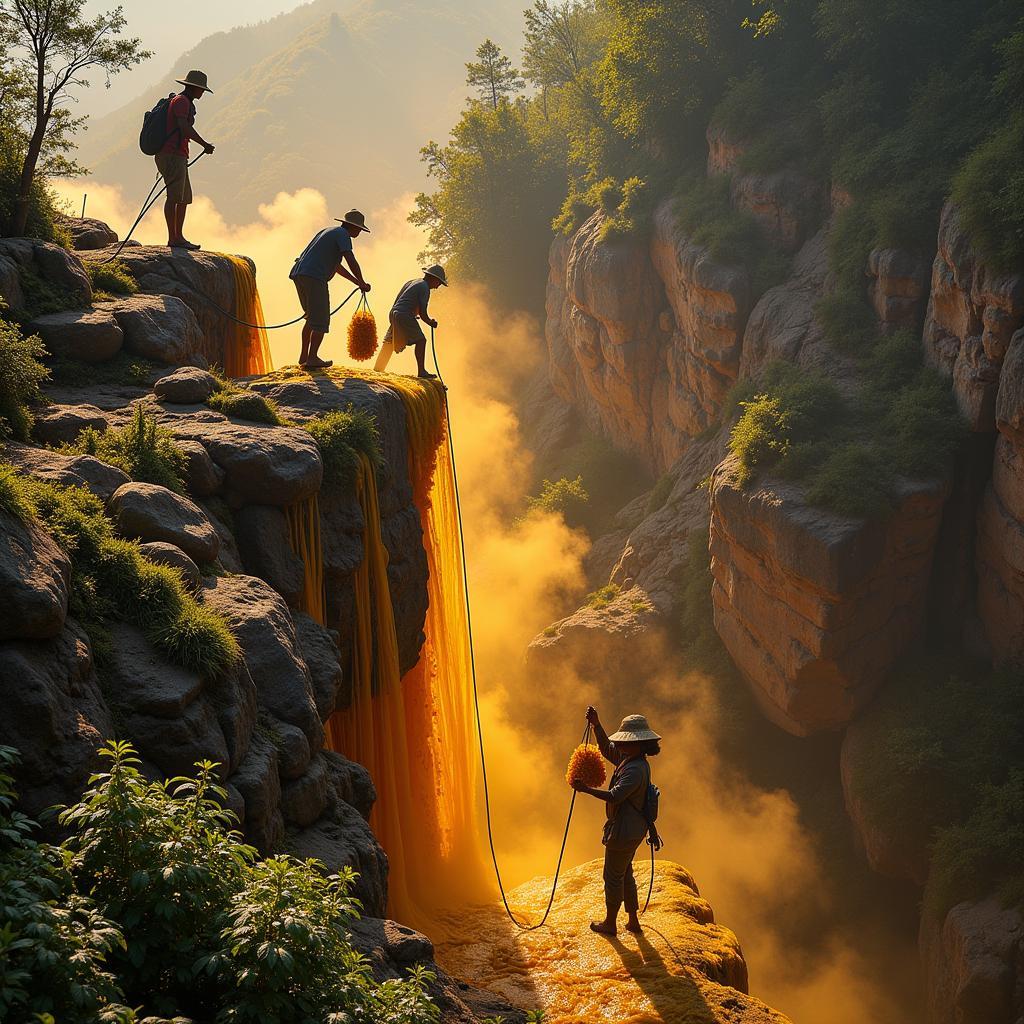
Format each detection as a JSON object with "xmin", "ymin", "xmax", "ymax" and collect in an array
[{"xmin": 603, "ymin": 836, "xmax": 645, "ymax": 916}]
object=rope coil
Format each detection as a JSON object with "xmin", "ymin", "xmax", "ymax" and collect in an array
[{"xmin": 429, "ymin": 324, "xmax": 655, "ymax": 929}]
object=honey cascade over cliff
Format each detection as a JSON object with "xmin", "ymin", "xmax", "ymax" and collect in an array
[
  {"xmin": 322, "ymin": 373, "xmax": 493, "ymax": 927},
  {"xmin": 224, "ymin": 256, "xmax": 273, "ymax": 377}
]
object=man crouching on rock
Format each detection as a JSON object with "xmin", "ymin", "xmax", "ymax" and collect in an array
[
  {"xmin": 290, "ymin": 210, "xmax": 372, "ymax": 369},
  {"xmin": 373, "ymin": 264, "xmax": 447, "ymax": 377}
]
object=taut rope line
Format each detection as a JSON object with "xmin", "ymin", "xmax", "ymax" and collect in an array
[
  {"xmin": 98, "ymin": 154, "xmax": 361, "ymax": 331},
  {"xmin": 428, "ymin": 325, "xmax": 656, "ymax": 928}
]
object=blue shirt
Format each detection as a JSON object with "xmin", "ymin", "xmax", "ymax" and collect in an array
[{"xmin": 290, "ymin": 226, "xmax": 353, "ymax": 281}]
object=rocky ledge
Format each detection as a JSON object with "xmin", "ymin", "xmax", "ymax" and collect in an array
[{"xmin": 434, "ymin": 859, "xmax": 792, "ymax": 1024}]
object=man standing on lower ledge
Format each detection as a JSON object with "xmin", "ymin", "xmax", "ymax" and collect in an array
[
  {"xmin": 156, "ymin": 70, "xmax": 216, "ymax": 251},
  {"xmin": 373, "ymin": 264, "xmax": 447, "ymax": 378},
  {"xmin": 290, "ymin": 210, "xmax": 372, "ymax": 369}
]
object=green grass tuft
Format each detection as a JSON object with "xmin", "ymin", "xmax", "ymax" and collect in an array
[
  {"xmin": 206, "ymin": 384, "xmax": 285, "ymax": 425},
  {"xmin": 83, "ymin": 258, "xmax": 137, "ymax": 297},
  {"xmin": 68, "ymin": 404, "xmax": 188, "ymax": 494},
  {"xmin": 586, "ymin": 583, "xmax": 620, "ymax": 610},
  {"xmin": 304, "ymin": 406, "xmax": 381, "ymax": 488}
]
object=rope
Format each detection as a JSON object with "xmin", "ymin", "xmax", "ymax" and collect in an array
[
  {"xmin": 97, "ymin": 152, "xmax": 362, "ymax": 331},
  {"xmin": 428, "ymin": 325, "xmax": 657, "ymax": 929},
  {"xmin": 97, "ymin": 152, "xmax": 208, "ymax": 264}
]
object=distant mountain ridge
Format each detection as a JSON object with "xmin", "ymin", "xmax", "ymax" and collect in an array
[{"xmin": 77, "ymin": 0, "xmax": 523, "ymax": 221}]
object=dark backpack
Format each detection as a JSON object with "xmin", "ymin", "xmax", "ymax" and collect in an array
[{"xmin": 139, "ymin": 93, "xmax": 185, "ymax": 156}]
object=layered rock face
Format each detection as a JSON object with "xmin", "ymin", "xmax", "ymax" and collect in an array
[
  {"xmin": 709, "ymin": 459, "xmax": 950, "ymax": 735},
  {"xmin": 920, "ymin": 204, "xmax": 1024, "ymax": 662}
]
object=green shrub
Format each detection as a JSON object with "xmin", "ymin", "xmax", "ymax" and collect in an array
[
  {"xmin": 206, "ymin": 383, "xmax": 284, "ymax": 425},
  {"xmin": 843, "ymin": 658, "xmax": 1024, "ymax": 915},
  {"xmin": 8, "ymin": 470, "xmax": 239, "ymax": 677},
  {"xmin": 84, "ymin": 259, "xmax": 138, "ymax": 298},
  {"xmin": 304, "ymin": 406, "xmax": 381, "ymax": 487},
  {"xmin": 816, "ymin": 292, "xmax": 877, "ymax": 354},
  {"xmin": 0, "ymin": 137, "xmax": 70, "ymax": 246},
  {"xmin": 0, "ymin": 317, "xmax": 49, "ymax": 440},
  {"xmin": 586, "ymin": 583, "xmax": 620, "ymax": 610},
  {"xmin": 952, "ymin": 111, "xmax": 1024, "ymax": 273},
  {"xmin": 70, "ymin": 404, "xmax": 188, "ymax": 494},
  {"xmin": 47, "ymin": 350, "xmax": 159, "ymax": 388},
  {"xmin": 926, "ymin": 771, "xmax": 1024, "ymax": 916},
  {"xmin": 0, "ymin": 746, "xmax": 133, "ymax": 1023},
  {"xmin": 17, "ymin": 262, "xmax": 87, "ymax": 318},
  {"xmin": 644, "ymin": 474, "xmax": 674, "ymax": 516},
  {"xmin": 527, "ymin": 475, "xmax": 590, "ymax": 527},
  {"xmin": 803, "ymin": 442, "xmax": 894, "ymax": 519},
  {"xmin": 675, "ymin": 528, "xmax": 729, "ymax": 673}
]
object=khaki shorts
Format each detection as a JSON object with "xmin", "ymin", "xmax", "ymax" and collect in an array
[
  {"xmin": 384, "ymin": 310, "xmax": 426, "ymax": 353},
  {"xmin": 293, "ymin": 274, "xmax": 331, "ymax": 332},
  {"xmin": 155, "ymin": 153, "xmax": 192, "ymax": 205}
]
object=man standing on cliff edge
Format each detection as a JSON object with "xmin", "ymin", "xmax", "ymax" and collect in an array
[
  {"xmin": 290, "ymin": 210, "xmax": 372, "ymax": 369},
  {"xmin": 156, "ymin": 70, "xmax": 216, "ymax": 251}
]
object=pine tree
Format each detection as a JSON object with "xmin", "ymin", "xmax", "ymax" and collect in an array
[{"xmin": 465, "ymin": 39, "xmax": 524, "ymax": 109}]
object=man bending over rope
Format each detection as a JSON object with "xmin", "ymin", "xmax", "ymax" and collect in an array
[
  {"xmin": 157, "ymin": 71, "xmax": 215, "ymax": 251},
  {"xmin": 290, "ymin": 210, "xmax": 372, "ymax": 369},
  {"xmin": 373, "ymin": 264, "xmax": 447, "ymax": 377}
]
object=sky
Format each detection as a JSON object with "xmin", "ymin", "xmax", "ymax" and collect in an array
[{"xmin": 80, "ymin": 0, "xmax": 300, "ymax": 118}]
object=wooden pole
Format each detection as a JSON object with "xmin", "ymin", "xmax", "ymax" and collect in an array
[{"xmin": 81, "ymin": 194, "xmax": 87, "ymax": 219}]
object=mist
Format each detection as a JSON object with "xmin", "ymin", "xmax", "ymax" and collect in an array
[{"xmin": 53, "ymin": 178, "xmax": 919, "ymax": 1022}]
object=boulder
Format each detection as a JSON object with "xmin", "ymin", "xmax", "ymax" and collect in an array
[
  {"xmin": 177, "ymin": 439, "xmax": 224, "ymax": 498},
  {"xmin": 138, "ymin": 541, "xmax": 201, "ymax": 589},
  {"xmin": 868, "ymin": 247, "xmax": 931, "ymax": 332},
  {"xmin": 230, "ymin": 732, "xmax": 284, "ymax": 852},
  {"xmin": 4, "ymin": 442, "xmax": 130, "ymax": 505},
  {"xmin": 438, "ymin": 860, "xmax": 793, "ymax": 1024},
  {"xmin": 323, "ymin": 749, "xmax": 375, "ymax": 821},
  {"xmin": 199, "ymin": 499, "xmax": 243, "ymax": 573},
  {"xmin": 110, "ymin": 481, "xmax": 220, "ymax": 564},
  {"xmin": 30, "ymin": 404, "xmax": 107, "ymax": 446},
  {"xmin": 350, "ymin": 918, "xmax": 433, "ymax": 965},
  {"xmin": 202, "ymin": 574, "xmax": 322, "ymax": 747},
  {"xmin": 234, "ymin": 505, "xmax": 305, "ymax": 608},
  {"xmin": 105, "ymin": 294, "xmax": 203, "ymax": 365},
  {"xmin": 268, "ymin": 717, "xmax": 311, "ymax": 780},
  {"xmin": 0, "ymin": 238, "xmax": 92, "ymax": 315},
  {"xmin": 29, "ymin": 308, "xmax": 123, "ymax": 363},
  {"xmin": 0, "ymin": 619, "xmax": 113, "ymax": 823},
  {"xmin": 293, "ymin": 612, "xmax": 345, "ymax": 720},
  {"xmin": 709, "ymin": 457, "xmax": 950, "ymax": 735},
  {"xmin": 920, "ymin": 899, "xmax": 1024, "ymax": 1024},
  {"xmin": 104, "ymin": 623, "xmax": 204, "ymax": 718},
  {"xmin": 154, "ymin": 366, "xmax": 218, "ymax": 404},
  {"xmin": 280, "ymin": 753, "xmax": 330, "ymax": 827},
  {"xmin": 0, "ymin": 509, "xmax": 71, "ymax": 641},
  {"xmin": 61, "ymin": 216, "xmax": 118, "ymax": 251},
  {"xmin": 168, "ymin": 415, "xmax": 323, "ymax": 506},
  {"xmin": 289, "ymin": 797, "xmax": 388, "ymax": 917}
]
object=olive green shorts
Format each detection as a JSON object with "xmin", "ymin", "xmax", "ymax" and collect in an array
[
  {"xmin": 292, "ymin": 274, "xmax": 331, "ymax": 332},
  {"xmin": 155, "ymin": 153, "xmax": 192, "ymax": 205}
]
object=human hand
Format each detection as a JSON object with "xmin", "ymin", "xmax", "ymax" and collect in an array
[
  {"xmin": 585, "ymin": 705, "xmax": 599, "ymax": 727},
  {"xmin": 571, "ymin": 780, "xmax": 588, "ymax": 792},
  {"xmin": 648, "ymin": 832, "xmax": 664, "ymax": 852},
  {"xmin": 203, "ymin": 142, "xmax": 215, "ymax": 154},
  {"xmin": 428, "ymin": 317, "xmax": 438, "ymax": 329},
  {"xmin": 360, "ymin": 282, "xmax": 371, "ymax": 293}
]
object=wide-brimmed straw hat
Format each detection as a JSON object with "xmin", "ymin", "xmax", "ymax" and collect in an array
[
  {"xmin": 335, "ymin": 209, "xmax": 370, "ymax": 233},
  {"xmin": 608, "ymin": 714, "xmax": 661, "ymax": 743},
  {"xmin": 422, "ymin": 264, "xmax": 448, "ymax": 286},
  {"xmin": 176, "ymin": 70, "xmax": 213, "ymax": 93}
]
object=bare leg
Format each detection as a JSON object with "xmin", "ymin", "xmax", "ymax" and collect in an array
[
  {"xmin": 164, "ymin": 198, "xmax": 178, "ymax": 244},
  {"xmin": 373, "ymin": 341, "xmax": 394, "ymax": 372},
  {"xmin": 415, "ymin": 338, "xmax": 436, "ymax": 380},
  {"xmin": 175, "ymin": 203, "xmax": 189, "ymax": 243},
  {"xmin": 306, "ymin": 329, "xmax": 331, "ymax": 368},
  {"xmin": 299, "ymin": 322, "xmax": 313, "ymax": 365}
]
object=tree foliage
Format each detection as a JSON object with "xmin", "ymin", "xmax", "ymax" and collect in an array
[
  {"xmin": 465, "ymin": 39, "xmax": 524, "ymax": 109},
  {"xmin": 0, "ymin": 0, "xmax": 149, "ymax": 236}
]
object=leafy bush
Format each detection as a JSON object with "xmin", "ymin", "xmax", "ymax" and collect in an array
[
  {"xmin": 7, "ymin": 469, "xmax": 238, "ymax": 677},
  {"xmin": 206, "ymin": 381, "xmax": 284, "ymax": 425},
  {"xmin": 305, "ymin": 406, "xmax": 382, "ymax": 488},
  {"xmin": 644, "ymin": 473, "xmax": 674, "ymax": 516},
  {"xmin": 527, "ymin": 475, "xmax": 589, "ymax": 527},
  {"xmin": 843, "ymin": 658, "xmax": 1024, "ymax": 915},
  {"xmin": 0, "ymin": 746, "xmax": 133, "ymax": 1023},
  {"xmin": 0, "ymin": 136, "xmax": 70, "ymax": 246},
  {"xmin": 70, "ymin": 404, "xmax": 188, "ymax": 493},
  {"xmin": 47, "ymin": 350, "xmax": 159, "ymax": 388},
  {"xmin": 3, "ymin": 741, "xmax": 444, "ymax": 1022},
  {"xmin": 0, "ymin": 316, "xmax": 49, "ymax": 440},
  {"xmin": 586, "ymin": 583, "xmax": 620, "ymax": 610},
  {"xmin": 84, "ymin": 259, "xmax": 137, "ymax": 298}
]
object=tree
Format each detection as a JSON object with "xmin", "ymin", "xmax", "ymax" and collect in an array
[
  {"xmin": 522, "ymin": 0, "xmax": 605, "ymax": 89},
  {"xmin": 0, "ymin": 1, "xmax": 149, "ymax": 237},
  {"xmin": 465, "ymin": 39, "xmax": 524, "ymax": 109}
]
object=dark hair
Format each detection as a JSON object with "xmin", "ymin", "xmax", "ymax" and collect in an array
[{"xmin": 640, "ymin": 739, "xmax": 661, "ymax": 757}]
